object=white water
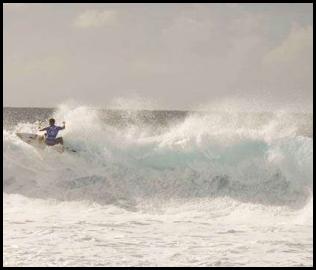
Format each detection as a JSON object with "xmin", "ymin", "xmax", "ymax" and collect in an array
[{"xmin": 3, "ymin": 106, "xmax": 313, "ymax": 266}]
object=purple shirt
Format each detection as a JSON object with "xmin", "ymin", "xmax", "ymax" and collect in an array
[{"xmin": 43, "ymin": 125, "xmax": 63, "ymax": 141}]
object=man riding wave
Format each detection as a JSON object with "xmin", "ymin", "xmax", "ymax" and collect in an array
[{"xmin": 39, "ymin": 118, "xmax": 65, "ymax": 146}]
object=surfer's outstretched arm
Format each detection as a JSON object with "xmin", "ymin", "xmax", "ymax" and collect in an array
[
  {"xmin": 60, "ymin": 121, "xmax": 66, "ymax": 130},
  {"xmin": 39, "ymin": 127, "xmax": 48, "ymax": 132}
]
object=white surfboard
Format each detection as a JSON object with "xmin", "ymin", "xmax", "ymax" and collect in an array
[{"xmin": 16, "ymin": 133, "xmax": 77, "ymax": 153}]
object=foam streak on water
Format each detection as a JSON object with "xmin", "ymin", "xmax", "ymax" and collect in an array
[{"xmin": 3, "ymin": 105, "xmax": 313, "ymax": 266}]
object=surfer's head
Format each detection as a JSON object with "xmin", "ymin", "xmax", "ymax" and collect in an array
[{"xmin": 49, "ymin": 118, "xmax": 55, "ymax": 126}]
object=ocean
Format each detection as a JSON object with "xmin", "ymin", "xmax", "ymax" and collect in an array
[{"xmin": 3, "ymin": 105, "xmax": 313, "ymax": 266}]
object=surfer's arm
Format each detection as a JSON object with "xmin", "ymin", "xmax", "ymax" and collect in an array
[
  {"xmin": 39, "ymin": 127, "xmax": 48, "ymax": 131},
  {"xmin": 60, "ymin": 122, "xmax": 66, "ymax": 130}
]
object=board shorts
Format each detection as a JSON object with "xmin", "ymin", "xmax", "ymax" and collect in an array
[{"xmin": 45, "ymin": 137, "xmax": 63, "ymax": 146}]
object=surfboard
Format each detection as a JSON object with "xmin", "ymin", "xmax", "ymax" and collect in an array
[{"xmin": 16, "ymin": 133, "xmax": 77, "ymax": 153}]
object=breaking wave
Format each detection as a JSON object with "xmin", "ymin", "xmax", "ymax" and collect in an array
[{"xmin": 3, "ymin": 105, "xmax": 313, "ymax": 208}]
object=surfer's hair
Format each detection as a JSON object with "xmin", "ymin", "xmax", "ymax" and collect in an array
[{"xmin": 49, "ymin": 118, "xmax": 55, "ymax": 125}]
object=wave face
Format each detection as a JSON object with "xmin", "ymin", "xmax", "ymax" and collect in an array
[{"xmin": 3, "ymin": 106, "xmax": 313, "ymax": 208}]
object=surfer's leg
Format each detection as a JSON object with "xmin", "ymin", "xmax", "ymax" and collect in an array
[
  {"xmin": 55, "ymin": 137, "xmax": 64, "ymax": 152},
  {"xmin": 56, "ymin": 137, "xmax": 64, "ymax": 145}
]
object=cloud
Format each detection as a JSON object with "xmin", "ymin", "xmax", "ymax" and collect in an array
[
  {"xmin": 162, "ymin": 16, "xmax": 212, "ymax": 42},
  {"xmin": 257, "ymin": 24, "xmax": 313, "ymax": 109},
  {"xmin": 263, "ymin": 24, "xmax": 312, "ymax": 65},
  {"xmin": 261, "ymin": 24, "xmax": 313, "ymax": 83},
  {"xmin": 73, "ymin": 9, "xmax": 118, "ymax": 28},
  {"xmin": 4, "ymin": 4, "xmax": 313, "ymax": 110}
]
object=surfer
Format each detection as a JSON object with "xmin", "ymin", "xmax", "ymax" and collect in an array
[{"xmin": 39, "ymin": 118, "xmax": 65, "ymax": 146}]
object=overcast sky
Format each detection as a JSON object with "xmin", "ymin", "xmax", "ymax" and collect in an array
[{"xmin": 3, "ymin": 3, "xmax": 313, "ymax": 111}]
